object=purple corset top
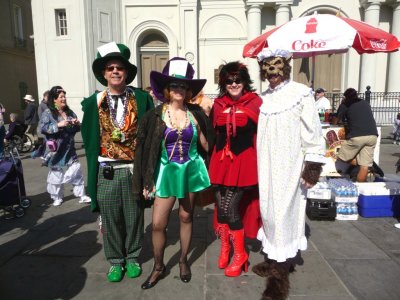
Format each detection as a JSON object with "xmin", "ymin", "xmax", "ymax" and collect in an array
[{"xmin": 164, "ymin": 123, "xmax": 193, "ymax": 163}]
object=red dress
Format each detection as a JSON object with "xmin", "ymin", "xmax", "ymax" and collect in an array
[
  {"xmin": 209, "ymin": 92, "xmax": 261, "ymax": 186},
  {"xmin": 209, "ymin": 92, "xmax": 262, "ymax": 238}
]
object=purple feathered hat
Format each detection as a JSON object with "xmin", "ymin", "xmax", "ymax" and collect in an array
[{"xmin": 150, "ymin": 57, "xmax": 206, "ymax": 102}]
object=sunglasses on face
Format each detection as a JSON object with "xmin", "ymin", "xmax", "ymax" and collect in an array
[
  {"xmin": 105, "ymin": 65, "xmax": 125, "ymax": 72},
  {"xmin": 169, "ymin": 82, "xmax": 188, "ymax": 90},
  {"xmin": 226, "ymin": 78, "xmax": 242, "ymax": 85}
]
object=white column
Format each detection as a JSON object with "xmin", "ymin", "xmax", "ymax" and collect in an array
[
  {"xmin": 246, "ymin": 4, "xmax": 263, "ymax": 93},
  {"xmin": 179, "ymin": 0, "xmax": 199, "ymax": 72},
  {"xmin": 387, "ymin": 2, "xmax": 400, "ymax": 92},
  {"xmin": 360, "ymin": 1, "xmax": 381, "ymax": 92},
  {"xmin": 275, "ymin": 3, "xmax": 290, "ymax": 26}
]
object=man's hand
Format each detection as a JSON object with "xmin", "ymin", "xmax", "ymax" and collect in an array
[
  {"xmin": 70, "ymin": 118, "xmax": 80, "ymax": 125},
  {"xmin": 143, "ymin": 186, "xmax": 156, "ymax": 200},
  {"xmin": 301, "ymin": 162, "xmax": 323, "ymax": 189}
]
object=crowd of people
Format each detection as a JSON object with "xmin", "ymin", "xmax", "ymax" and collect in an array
[
  {"xmin": 1, "ymin": 85, "xmax": 92, "ymax": 208},
  {"xmin": 78, "ymin": 42, "xmax": 328, "ymax": 299},
  {"xmin": 0, "ymin": 40, "xmax": 388, "ymax": 299}
]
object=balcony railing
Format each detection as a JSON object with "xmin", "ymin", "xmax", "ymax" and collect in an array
[{"xmin": 327, "ymin": 90, "xmax": 400, "ymax": 126}]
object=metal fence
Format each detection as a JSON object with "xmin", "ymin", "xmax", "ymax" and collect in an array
[
  {"xmin": 206, "ymin": 91, "xmax": 400, "ymax": 126},
  {"xmin": 327, "ymin": 91, "xmax": 400, "ymax": 126}
]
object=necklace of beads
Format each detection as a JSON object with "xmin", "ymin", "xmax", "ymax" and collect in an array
[
  {"xmin": 167, "ymin": 105, "xmax": 189, "ymax": 161},
  {"xmin": 106, "ymin": 88, "xmax": 129, "ymax": 128}
]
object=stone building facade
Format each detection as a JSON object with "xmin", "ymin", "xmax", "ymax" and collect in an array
[{"xmin": 31, "ymin": 0, "xmax": 400, "ymax": 120}]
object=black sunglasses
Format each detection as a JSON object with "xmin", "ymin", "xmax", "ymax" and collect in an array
[
  {"xmin": 226, "ymin": 78, "xmax": 242, "ymax": 85},
  {"xmin": 105, "ymin": 65, "xmax": 125, "ymax": 72},
  {"xmin": 169, "ymin": 82, "xmax": 188, "ymax": 90}
]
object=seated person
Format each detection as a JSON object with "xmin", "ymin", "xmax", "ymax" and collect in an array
[
  {"xmin": 4, "ymin": 113, "xmax": 26, "ymax": 143},
  {"xmin": 393, "ymin": 112, "xmax": 400, "ymax": 145}
]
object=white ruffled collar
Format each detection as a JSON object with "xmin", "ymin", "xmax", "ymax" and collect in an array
[
  {"xmin": 260, "ymin": 80, "xmax": 312, "ymax": 115},
  {"xmin": 264, "ymin": 80, "xmax": 290, "ymax": 94}
]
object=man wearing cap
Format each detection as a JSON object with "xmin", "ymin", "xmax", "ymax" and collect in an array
[
  {"xmin": 81, "ymin": 42, "xmax": 153, "ymax": 282},
  {"xmin": 334, "ymin": 87, "xmax": 378, "ymax": 182},
  {"xmin": 252, "ymin": 48, "xmax": 325, "ymax": 299},
  {"xmin": 23, "ymin": 94, "xmax": 39, "ymax": 143},
  {"xmin": 314, "ymin": 87, "xmax": 331, "ymax": 113}
]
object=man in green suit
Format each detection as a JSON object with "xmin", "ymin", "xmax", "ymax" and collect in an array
[{"xmin": 81, "ymin": 42, "xmax": 153, "ymax": 282}]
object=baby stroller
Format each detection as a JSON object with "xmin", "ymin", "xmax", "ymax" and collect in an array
[{"xmin": 0, "ymin": 146, "xmax": 31, "ymax": 218}]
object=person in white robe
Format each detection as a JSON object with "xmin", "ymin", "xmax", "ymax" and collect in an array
[{"xmin": 252, "ymin": 48, "xmax": 326, "ymax": 300}]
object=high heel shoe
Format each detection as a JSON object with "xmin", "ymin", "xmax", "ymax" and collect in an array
[
  {"xmin": 179, "ymin": 261, "xmax": 192, "ymax": 283},
  {"xmin": 141, "ymin": 265, "xmax": 166, "ymax": 289},
  {"xmin": 224, "ymin": 229, "xmax": 249, "ymax": 277},
  {"xmin": 216, "ymin": 223, "xmax": 231, "ymax": 269}
]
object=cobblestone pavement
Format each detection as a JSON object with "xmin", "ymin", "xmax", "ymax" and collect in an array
[{"xmin": 0, "ymin": 127, "xmax": 399, "ymax": 300}]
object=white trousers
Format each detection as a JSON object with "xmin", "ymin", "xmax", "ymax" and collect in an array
[{"xmin": 47, "ymin": 161, "xmax": 85, "ymax": 201}]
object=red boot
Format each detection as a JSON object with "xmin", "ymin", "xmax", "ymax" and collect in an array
[
  {"xmin": 224, "ymin": 229, "xmax": 248, "ymax": 277},
  {"xmin": 216, "ymin": 223, "xmax": 230, "ymax": 269}
]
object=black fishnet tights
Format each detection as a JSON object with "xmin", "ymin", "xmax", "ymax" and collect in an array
[{"xmin": 215, "ymin": 187, "xmax": 244, "ymax": 230}]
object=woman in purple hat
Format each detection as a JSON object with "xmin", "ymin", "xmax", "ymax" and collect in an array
[{"xmin": 133, "ymin": 57, "xmax": 214, "ymax": 289}]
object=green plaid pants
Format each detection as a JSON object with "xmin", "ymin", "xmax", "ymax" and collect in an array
[{"xmin": 97, "ymin": 163, "xmax": 144, "ymax": 266}]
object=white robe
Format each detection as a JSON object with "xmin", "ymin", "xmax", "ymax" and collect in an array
[{"xmin": 256, "ymin": 80, "xmax": 325, "ymax": 262}]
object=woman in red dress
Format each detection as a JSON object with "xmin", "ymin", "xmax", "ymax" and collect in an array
[{"xmin": 209, "ymin": 61, "xmax": 262, "ymax": 277}]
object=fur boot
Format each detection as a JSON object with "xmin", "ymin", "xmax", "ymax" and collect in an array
[{"xmin": 252, "ymin": 260, "xmax": 293, "ymax": 300}]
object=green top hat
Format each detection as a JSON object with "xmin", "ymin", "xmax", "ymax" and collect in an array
[{"xmin": 92, "ymin": 42, "xmax": 137, "ymax": 86}]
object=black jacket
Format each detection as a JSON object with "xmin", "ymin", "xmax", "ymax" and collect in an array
[
  {"xmin": 24, "ymin": 102, "xmax": 39, "ymax": 125},
  {"xmin": 337, "ymin": 98, "xmax": 378, "ymax": 139},
  {"xmin": 132, "ymin": 103, "xmax": 215, "ymax": 200}
]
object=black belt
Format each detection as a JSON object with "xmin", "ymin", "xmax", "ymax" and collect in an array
[{"xmin": 100, "ymin": 160, "xmax": 133, "ymax": 166}]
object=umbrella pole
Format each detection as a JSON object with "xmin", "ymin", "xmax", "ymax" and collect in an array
[{"xmin": 311, "ymin": 55, "xmax": 315, "ymax": 90}]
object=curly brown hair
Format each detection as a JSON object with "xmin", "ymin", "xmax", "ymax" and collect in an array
[{"xmin": 217, "ymin": 61, "xmax": 255, "ymax": 97}]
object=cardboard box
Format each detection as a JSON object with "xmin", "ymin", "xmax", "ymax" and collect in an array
[
  {"xmin": 307, "ymin": 188, "xmax": 331, "ymax": 200},
  {"xmin": 334, "ymin": 196, "xmax": 358, "ymax": 203},
  {"xmin": 336, "ymin": 202, "xmax": 358, "ymax": 220}
]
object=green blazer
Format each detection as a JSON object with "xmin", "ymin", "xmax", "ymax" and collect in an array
[{"xmin": 81, "ymin": 87, "xmax": 154, "ymax": 212}]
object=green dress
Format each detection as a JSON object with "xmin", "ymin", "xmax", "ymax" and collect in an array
[{"xmin": 155, "ymin": 112, "xmax": 210, "ymax": 198}]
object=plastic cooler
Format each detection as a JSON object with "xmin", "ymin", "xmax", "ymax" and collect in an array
[{"xmin": 356, "ymin": 182, "xmax": 400, "ymax": 217}]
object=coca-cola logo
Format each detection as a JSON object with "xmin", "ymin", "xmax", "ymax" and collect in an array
[
  {"xmin": 292, "ymin": 39, "xmax": 327, "ymax": 51},
  {"xmin": 246, "ymin": 46, "xmax": 258, "ymax": 55},
  {"xmin": 370, "ymin": 39, "xmax": 387, "ymax": 50},
  {"xmin": 305, "ymin": 17, "xmax": 318, "ymax": 34}
]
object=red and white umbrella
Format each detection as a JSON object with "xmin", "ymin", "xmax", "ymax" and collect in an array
[{"xmin": 243, "ymin": 13, "xmax": 400, "ymax": 59}]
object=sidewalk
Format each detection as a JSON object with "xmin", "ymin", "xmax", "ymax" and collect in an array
[{"xmin": 0, "ymin": 127, "xmax": 400, "ymax": 300}]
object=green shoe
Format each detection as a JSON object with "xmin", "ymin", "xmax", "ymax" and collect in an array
[
  {"xmin": 107, "ymin": 265, "xmax": 124, "ymax": 282},
  {"xmin": 126, "ymin": 262, "xmax": 142, "ymax": 278}
]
